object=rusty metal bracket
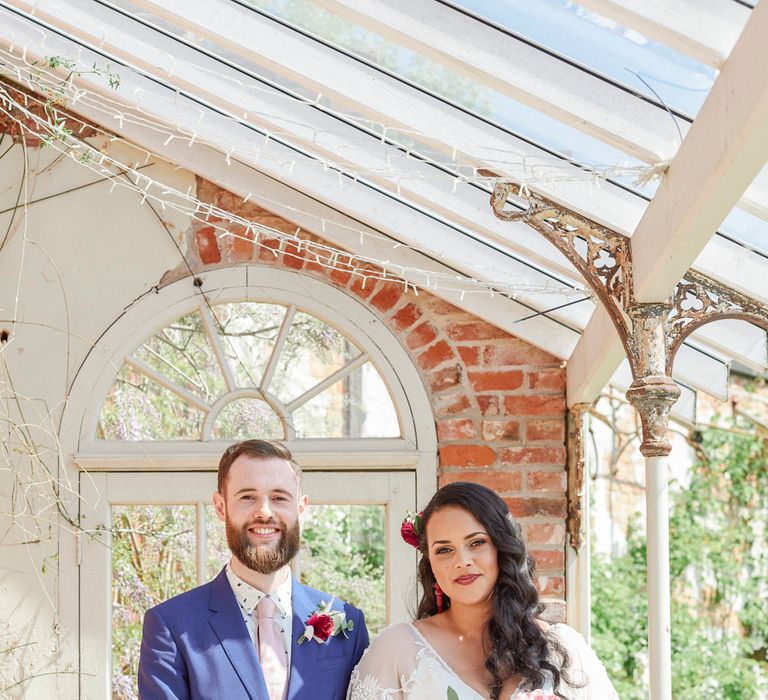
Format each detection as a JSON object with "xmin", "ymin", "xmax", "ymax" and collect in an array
[
  {"xmin": 566, "ymin": 403, "xmax": 591, "ymax": 550},
  {"xmin": 485, "ymin": 178, "xmax": 634, "ymax": 345},
  {"xmin": 666, "ymin": 268, "xmax": 768, "ymax": 371},
  {"xmin": 481, "ymin": 173, "xmax": 768, "ymax": 456}
]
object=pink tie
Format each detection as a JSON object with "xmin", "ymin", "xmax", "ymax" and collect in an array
[{"xmin": 256, "ymin": 596, "xmax": 288, "ymax": 700}]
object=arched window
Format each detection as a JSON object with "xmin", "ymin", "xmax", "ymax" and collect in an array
[
  {"xmin": 97, "ymin": 301, "xmax": 400, "ymax": 441},
  {"xmin": 64, "ymin": 267, "xmax": 437, "ymax": 699}
]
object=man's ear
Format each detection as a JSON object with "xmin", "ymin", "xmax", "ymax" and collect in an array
[
  {"xmin": 212, "ymin": 490, "xmax": 227, "ymax": 523},
  {"xmin": 297, "ymin": 493, "xmax": 309, "ymax": 521}
]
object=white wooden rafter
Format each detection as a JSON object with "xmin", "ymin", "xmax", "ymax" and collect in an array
[
  {"xmin": 313, "ymin": 0, "xmax": 682, "ymax": 163},
  {"xmin": 567, "ymin": 0, "xmax": 768, "ymax": 405},
  {"xmin": 127, "ymin": 0, "xmax": 768, "ymax": 225},
  {"xmin": 576, "ymin": 0, "xmax": 750, "ymax": 68},
  {"xmin": 0, "ymin": 8, "xmax": 589, "ymax": 354},
  {"xmin": 0, "ymin": 2, "xmax": 762, "ymax": 400}
]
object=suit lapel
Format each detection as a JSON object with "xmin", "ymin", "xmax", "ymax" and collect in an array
[
  {"xmin": 287, "ymin": 580, "xmax": 324, "ymax": 700},
  {"xmin": 208, "ymin": 569, "xmax": 269, "ymax": 700}
]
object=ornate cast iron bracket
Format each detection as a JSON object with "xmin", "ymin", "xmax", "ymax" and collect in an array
[
  {"xmin": 566, "ymin": 403, "xmax": 592, "ymax": 550},
  {"xmin": 486, "ymin": 178, "xmax": 634, "ymax": 342},
  {"xmin": 482, "ymin": 173, "xmax": 768, "ymax": 456},
  {"xmin": 667, "ymin": 268, "xmax": 768, "ymax": 371}
]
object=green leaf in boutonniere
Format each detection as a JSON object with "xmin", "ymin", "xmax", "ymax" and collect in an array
[{"xmin": 447, "ymin": 686, "xmax": 459, "ymax": 700}]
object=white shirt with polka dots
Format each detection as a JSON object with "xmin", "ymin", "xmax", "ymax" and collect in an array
[{"xmin": 225, "ymin": 563, "xmax": 293, "ymax": 668}]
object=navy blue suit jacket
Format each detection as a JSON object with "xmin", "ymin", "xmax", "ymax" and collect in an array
[{"xmin": 138, "ymin": 568, "xmax": 369, "ymax": 699}]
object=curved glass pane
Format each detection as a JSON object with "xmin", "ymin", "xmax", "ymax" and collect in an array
[
  {"xmin": 211, "ymin": 397, "xmax": 284, "ymax": 440},
  {"xmin": 292, "ymin": 362, "xmax": 399, "ymax": 438},
  {"xmin": 270, "ymin": 311, "xmax": 360, "ymax": 403},
  {"xmin": 98, "ymin": 302, "xmax": 401, "ymax": 440},
  {"xmin": 213, "ymin": 302, "xmax": 287, "ymax": 388},
  {"xmin": 98, "ymin": 366, "xmax": 203, "ymax": 440},
  {"xmin": 132, "ymin": 311, "xmax": 226, "ymax": 402}
]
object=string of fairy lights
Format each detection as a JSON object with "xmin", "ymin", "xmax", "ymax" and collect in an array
[
  {"xmin": 0, "ymin": 52, "xmax": 595, "ymax": 304},
  {"xmin": 0, "ymin": 10, "xmax": 663, "ymax": 192}
]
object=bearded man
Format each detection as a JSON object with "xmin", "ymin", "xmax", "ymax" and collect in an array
[{"xmin": 138, "ymin": 440, "xmax": 369, "ymax": 700}]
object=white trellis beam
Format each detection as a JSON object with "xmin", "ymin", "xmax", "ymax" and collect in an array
[
  {"xmin": 314, "ymin": 0, "xmax": 681, "ymax": 163},
  {"xmin": 576, "ymin": 0, "xmax": 750, "ymax": 68},
  {"xmin": 568, "ymin": 1, "xmax": 768, "ymax": 406}
]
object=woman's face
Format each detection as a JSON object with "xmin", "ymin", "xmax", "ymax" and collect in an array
[{"xmin": 425, "ymin": 505, "xmax": 499, "ymax": 608}]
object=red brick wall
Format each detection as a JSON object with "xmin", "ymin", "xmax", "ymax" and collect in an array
[{"xmin": 166, "ymin": 179, "xmax": 568, "ymax": 619}]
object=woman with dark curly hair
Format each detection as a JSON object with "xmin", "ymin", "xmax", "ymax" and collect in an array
[{"xmin": 347, "ymin": 482, "xmax": 617, "ymax": 699}]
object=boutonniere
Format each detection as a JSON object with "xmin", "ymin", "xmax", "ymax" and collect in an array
[
  {"xmin": 297, "ymin": 600, "xmax": 354, "ymax": 645},
  {"xmin": 516, "ymin": 691, "xmax": 558, "ymax": 699}
]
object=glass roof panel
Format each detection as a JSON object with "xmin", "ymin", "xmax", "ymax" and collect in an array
[
  {"xmin": 719, "ymin": 206, "xmax": 768, "ymax": 256},
  {"xmin": 235, "ymin": 0, "xmax": 669, "ymax": 195},
  {"xmin": 449, "ymin": 0, "xmax": 718, "ymax": 118}
]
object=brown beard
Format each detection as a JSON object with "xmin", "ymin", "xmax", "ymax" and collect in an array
[{"xmin": 226, "ymin": 517, "xmax": 300, "ymax": 574}]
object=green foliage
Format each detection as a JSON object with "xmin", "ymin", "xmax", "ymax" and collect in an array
[
  {"xmin": 301, "ymin": 504, "xmax": 387, "ymax": 635},
  {"xmin": 592, "ymin": 421, "xmax": 768, "ymax": 698}
]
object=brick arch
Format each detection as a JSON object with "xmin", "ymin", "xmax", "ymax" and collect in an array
[{"xmin": 162, "ymin": 179, "xmax": 568, "ymax": 617}]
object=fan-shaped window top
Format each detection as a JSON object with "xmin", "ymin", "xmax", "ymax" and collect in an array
[{"xmin": 97, "ymin": 302, "xmax": 400, "ymax": 440}]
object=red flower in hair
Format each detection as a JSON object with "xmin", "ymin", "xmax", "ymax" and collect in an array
[{"xmin": 401, "ymin": 511, "xmax": 422, "ymax": 548}]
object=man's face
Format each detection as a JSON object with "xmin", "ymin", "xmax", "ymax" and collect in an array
[{"xmin": 213, "ymin": 455, "xmax": 308, "ymax": 575}]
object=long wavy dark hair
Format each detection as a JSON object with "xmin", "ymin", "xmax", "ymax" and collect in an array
[{"xmin": 415, "ymin": 482, "xmax": 574, "ymax": 699}]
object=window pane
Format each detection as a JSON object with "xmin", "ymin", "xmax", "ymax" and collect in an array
[
  {"xmin": 301, "ymin": 504, "xmax": 387, "ymax": 636},
  {"xmin": 211, "ymin": 397, "xmax": 284, "ymax": 440},
  {"xmin": 98, "ymin": 366, "xmax": 203, "ymax": 440},
  {"xmin": 270, "ymin": 312, "xmax": 360, "ymax": 403},
  {"xmin": 112, "ymin": 505, "xmax": 197, "ymax": 700},
  {"xmin": 133, "ymin": 311, "xmax": 227, "ymax": 402},
  {"xmin": 292, "ymin": 362, "xmax": 400, "ymax": 438},
  {"xmin": 206, "ymin": 504, "xmax": 230, "ymax": 580},
  {"xmin": 214, "ymin": 302, "xmax": 287, "ymax": 388}
]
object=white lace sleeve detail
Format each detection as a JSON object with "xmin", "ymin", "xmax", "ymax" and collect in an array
[
  {"xmin": 347, "ymin": 623, "xmax": 421, "ymax": 700},
  {"xmin": 550, "ymin": 624, "xmax": 619, "ymax": 700}
]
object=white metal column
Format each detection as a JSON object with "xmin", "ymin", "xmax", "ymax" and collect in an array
[{"xmin": 646, "ymin": 455, "xmax": 672, "ymax": 700}]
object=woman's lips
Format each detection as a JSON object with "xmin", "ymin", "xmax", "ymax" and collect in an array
[{"xmin": 454, "ymin": 574, "xmax": 481, "ymax": 585}]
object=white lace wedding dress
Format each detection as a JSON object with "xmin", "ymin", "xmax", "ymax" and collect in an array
[{"xmin": 347, "ymin": 622, "xmax": 619, "ymax": 700}]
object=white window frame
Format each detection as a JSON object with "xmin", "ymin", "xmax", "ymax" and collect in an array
[
  {"xmin": 57, "ymin": 266, "xmax": 437, "ymax": 699},
  {"xmin": 80, "ymin": 469, "xmax": 416, "ymax": 699}
]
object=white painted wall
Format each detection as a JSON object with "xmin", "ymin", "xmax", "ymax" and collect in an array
[{"xmin": 0, "ymin": 137, "xmax": 192, "ymax": 697}]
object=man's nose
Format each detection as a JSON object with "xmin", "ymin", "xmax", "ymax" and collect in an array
[{"xmin": 254, "ymin": 498, "xmax": 274, "ymax": 519}]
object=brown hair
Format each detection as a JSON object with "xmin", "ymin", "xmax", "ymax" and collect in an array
[{"xmin": 217, "ymin": 439, "xmax": 301, "ymax": 493}]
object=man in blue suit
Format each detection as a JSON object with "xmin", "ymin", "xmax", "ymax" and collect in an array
[{"xmin": 138, "ymin": 440, "xmax": 369, "ymax": 699}]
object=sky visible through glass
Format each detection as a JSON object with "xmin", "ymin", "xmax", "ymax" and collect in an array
[{"xmin": 115, "ymin": 0, "xmax": 766, "ymax": 254}]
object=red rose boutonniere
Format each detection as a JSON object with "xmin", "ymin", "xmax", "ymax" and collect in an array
[{"xmin": 297, "ymin": 600, "xmax": 354, "ymax": 645}]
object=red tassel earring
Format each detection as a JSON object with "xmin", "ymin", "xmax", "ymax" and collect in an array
[{"xmin": 434, "ymin": 581, "xmax": 444, "ymax": 613}]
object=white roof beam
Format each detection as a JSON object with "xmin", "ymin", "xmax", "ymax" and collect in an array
[
  {"xmin": 576, "ymin": 0, "xmax": 749, "ymax": 68},
  {"xmin": 313, "ymin": 0, "xmax": 681, "ymax": 163},
  {"xmin": 127, "ymin": 0, "xmax": 767, "ymax": 251},
  {"xmin": 567, "ymin": 1, "xmax": 768, "ymax": 405},
  {"xmin": 124, "ymin": 0, "xmax": 653, "ymax": 235},
  {"xmin": 2, "ymin": 0, "xmax": 588, "ymax": 287},
  {"xmin": 0, "ymin": 8, "xmax": 581, "ymax": 358}
]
